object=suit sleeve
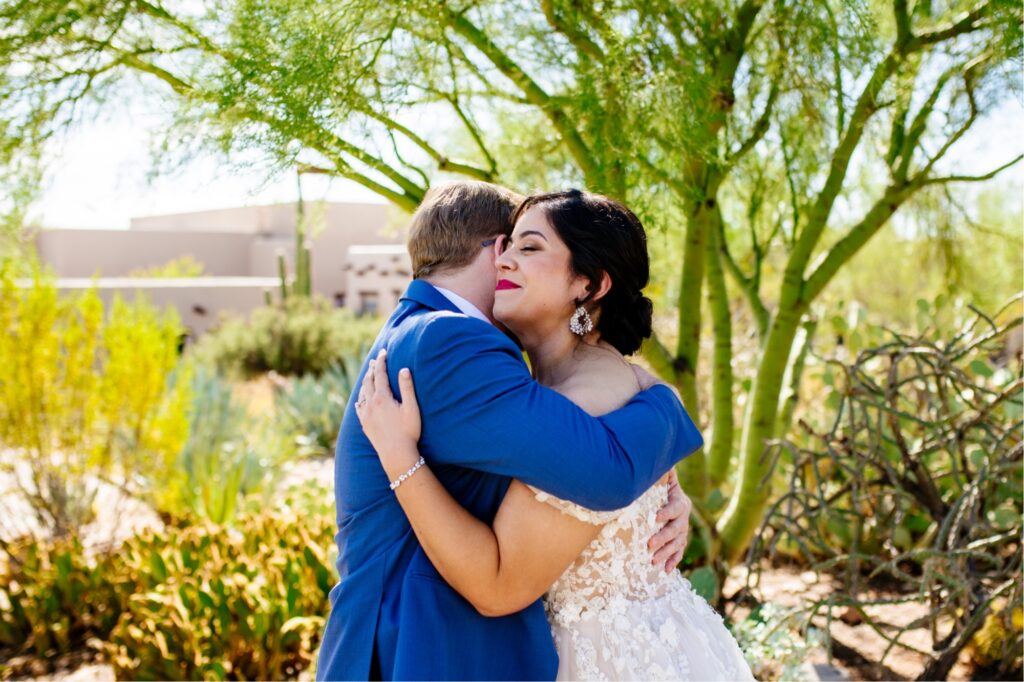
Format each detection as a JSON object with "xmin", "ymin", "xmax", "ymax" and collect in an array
[{"xmin": 400, "ymin": 316, "xmax": 703, "ymax": 511}]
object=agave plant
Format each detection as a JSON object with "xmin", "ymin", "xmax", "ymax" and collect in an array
[
  {"xmin": 155, "ymin": 369, "xmax": 284, "ymax": 524},
  {"xmin": 274, "ymin": 352, "xmax": 363, "ymax": 458}
]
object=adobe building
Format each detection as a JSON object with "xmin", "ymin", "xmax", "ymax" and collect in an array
[{"xmin": 34, "ymin": 202, "xmax": 412, "ymax": 337}]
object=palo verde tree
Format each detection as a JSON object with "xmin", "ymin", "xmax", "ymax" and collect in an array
[{"xmin": 1, "ymin": 0, "xmax": 1020, "ymax": 560}]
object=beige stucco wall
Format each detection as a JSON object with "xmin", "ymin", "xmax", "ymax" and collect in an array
[
  {"xmin": 130, "ymin": 203, "xmax": 298, "ymax": 235},
  {"xmin": 343, "ymin": 245, "xmax": 412, "ymax": 314},
  {"xmin": 128, "ymin": 201, "xmax": 397, "ymax": 237},
  {"xmin": 51, "ymin": 277, "xmax": 281, "ymax": 337},
  {"xmin": 36, "ymin": 202, "xmax": 415, "ymax": 335},
  {"xmin": 35, "ymin": 230, "xmax": 253, "ymax": 277}
]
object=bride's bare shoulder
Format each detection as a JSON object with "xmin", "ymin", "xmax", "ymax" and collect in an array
[{"xmin": 556, "ymin": 351, "xmax": 641, "ymax": 417}]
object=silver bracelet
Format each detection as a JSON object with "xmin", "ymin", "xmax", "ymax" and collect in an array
[{"xmin": 390, "ymin": 456, "xmax": 426, "ymax": 491}]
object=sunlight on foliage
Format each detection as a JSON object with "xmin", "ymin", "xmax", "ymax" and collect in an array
[{"xmin": 0, "ymin": 259, "xmax": 189, "ymax": 539}]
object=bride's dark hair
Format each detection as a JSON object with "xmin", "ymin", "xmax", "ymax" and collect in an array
[{"xmin": 510, "ymin": 189, "xmax": 653, "ymax": 356}]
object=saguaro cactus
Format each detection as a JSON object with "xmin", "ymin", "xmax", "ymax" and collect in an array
[{"xmin": 265, "ymin": 171, "xmax": 314, "ymax": 305}]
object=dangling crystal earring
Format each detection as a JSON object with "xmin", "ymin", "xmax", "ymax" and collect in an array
[{"xmin": 569, "ymin": 305, "xmax": 594, "ymax": 336}]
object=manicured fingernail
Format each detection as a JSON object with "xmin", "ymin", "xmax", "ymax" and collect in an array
[{"xmin": 400, "ymin": 368, "xmax": 410, "ymax": 377}]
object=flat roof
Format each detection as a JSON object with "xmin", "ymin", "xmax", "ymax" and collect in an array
[{"xmin": 348, "ymin": 245, "xmax": 409, "ymax": 255}]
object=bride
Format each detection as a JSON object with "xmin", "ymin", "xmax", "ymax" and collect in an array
[{"xmin": 356, "ymin": 189, "xmax": 754, "ymax": 681}]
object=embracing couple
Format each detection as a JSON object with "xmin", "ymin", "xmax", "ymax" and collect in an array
[{"xmin": 316, "ymin": 182, "xmax": 754, "ymax": 681}]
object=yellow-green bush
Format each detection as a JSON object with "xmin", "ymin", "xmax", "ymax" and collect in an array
[
  {"xmin": 0, "ymin": 506, "xmax": 337, "ymax": 679},
  {"xmin": 0, "ymin": 260, "xmax": 190, "ymax": 537},
  {"xmin": 128, "ymin": 255, "xmax": 206, "ymax": 279}
]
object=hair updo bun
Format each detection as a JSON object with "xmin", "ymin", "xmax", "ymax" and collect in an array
[{"xmin": 510, "ymin": 189, "xmax": 653, "ymax": 355}]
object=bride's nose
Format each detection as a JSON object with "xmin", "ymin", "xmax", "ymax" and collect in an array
[{"xmin": 495, "ymin": 236, "xmax": 515, "ymax": 270}]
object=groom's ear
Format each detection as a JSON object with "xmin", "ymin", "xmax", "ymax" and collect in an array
[{"xmin": 587, "ymin": 271, "xmax": 613, "ymax": 304}]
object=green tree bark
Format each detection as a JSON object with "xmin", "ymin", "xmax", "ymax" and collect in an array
[
  {"xmin": 717, "ymin": 299, "xmax": 804, "ymax": 560},
  {"xmin": 673, "ymin": 200, "xmax": 711, "ymax": 499},
  {"xmin": 705, "ymin": 208, "xmax": 735, "ymax": 489},
  {"xmin": 775, "ymin": 316, "xmax": 817, "ymax": 440}
]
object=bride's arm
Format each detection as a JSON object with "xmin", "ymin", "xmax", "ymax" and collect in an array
[{"xmin": 356, "ymin": 352, "xmax": 603, "ymax": 617}]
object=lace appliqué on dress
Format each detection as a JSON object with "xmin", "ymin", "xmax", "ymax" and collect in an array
[
  {"xmin": 527, "ymin": 486, "xmax": 623, "ymax": 526},
  {"xmin": 530, "ymin": 484, "xmax": 755, "ymax": 681}
]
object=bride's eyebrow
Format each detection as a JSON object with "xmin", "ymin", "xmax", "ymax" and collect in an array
[{"xmin": 517, "ymin": 230, "xmax": 548, "ymax": 242}]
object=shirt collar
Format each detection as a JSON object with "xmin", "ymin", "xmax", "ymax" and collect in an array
[{"xmin": 432, "ymin": 285, "xmax": 492, "ymax": 325}]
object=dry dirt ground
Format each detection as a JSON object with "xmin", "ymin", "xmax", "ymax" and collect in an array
[{"xmin": 724, "ymin": 566, "xmax": 981, "ymax": 681}]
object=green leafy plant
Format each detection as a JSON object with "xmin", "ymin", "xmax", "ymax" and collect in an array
[
  {"xmin": 733, "ymin": 604, "xmax": 822, "ymax": 682},
  {"xmin": 0, "ymin": 534, "xmax": 124, "ymax": 659},
  {"xmin": 190, "ymin": 296, "xmax": 381, "ymax": 379},
  {"xmin": 0, "ymin": 505, "xmax": 337, "ymax": 678},
  {"xmin": 105, "ymin": 511, "xmax": 337, "ymax": 681}
]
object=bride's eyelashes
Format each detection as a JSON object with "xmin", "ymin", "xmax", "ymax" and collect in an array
[{"xmin": 501, "ymin": 240, "xmax": 539, "ymax": 254}]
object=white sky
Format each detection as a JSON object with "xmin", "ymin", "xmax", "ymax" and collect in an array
[
  {"xmin": 33, "ymin": 96, "xmax": 386, "ymax": 230},
  {"xmin": 31, "ymin": 92, "xmax": 1024, "ymax": 230}
]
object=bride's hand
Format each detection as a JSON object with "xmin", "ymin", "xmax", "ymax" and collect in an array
[{"xmin": 354, "ymin": 349, "xmax": 422, "ymax": 477}]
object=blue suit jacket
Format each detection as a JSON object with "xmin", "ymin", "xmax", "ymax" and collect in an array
[{"xmin": 316, "ymin": 280, "xmax": 703, "ymax": 681}]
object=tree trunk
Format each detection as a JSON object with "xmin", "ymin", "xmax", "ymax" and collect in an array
[
  {"xmin": 716, "ymin": 303, "xmax": 803, "ymax": 561},
  {"xmin": 674, "ymin": 201, "xmax": 711, "ymax": 501},
  {"xmin": 705, "ymin": 212, "xmax": 735, "ymax": 489},
  {"xmin": 775, "ymin": 316, "xmax": 817, "ymax": 440}
]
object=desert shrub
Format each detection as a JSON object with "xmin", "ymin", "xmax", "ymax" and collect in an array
[
  {"xmin": 155, "ymin": 369, "xmax": 287, "ymax": 524},
  {"xmin": 105, "ymin": 509, "xmax": 336, "ymax": 680},
  {"xmin": 190, "ymin": 296, "xmax": 381, "ymax": 379},
  {"xmin": 0, "ymin": 259, "xmax": 190, "ymax": 539},
  {"xmin": 274, "ymin": 357, "xmax": 360, "ymax": 457},
  {"xmin": 0, "ymin": 504, "xmax": 337, "ymax": 679},
  {"xmin": 748, "ymin": 299, "xmax": 1023, "ymax": 679},
  {"xmin": 0, "ymin": 534, "xmax": 124, "ymax": 658}
]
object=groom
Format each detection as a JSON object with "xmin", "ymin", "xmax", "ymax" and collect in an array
[{"xmin": 316, "ymin": 181, "xmax": 703, "ymax": 681}]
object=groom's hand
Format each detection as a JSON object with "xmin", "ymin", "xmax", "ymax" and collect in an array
[{"xmin": 649, "ymin": 470, "xmax": 691, "ymax": 573}]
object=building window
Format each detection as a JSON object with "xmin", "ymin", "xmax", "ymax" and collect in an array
[{"xmin": 359, "ymin": 291, "xmax": 379, "ymax": 316}]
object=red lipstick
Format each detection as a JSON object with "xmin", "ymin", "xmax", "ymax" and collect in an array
[{"xmin": 496, "ymin": 279, "xmax": 521, "ymax": 291}]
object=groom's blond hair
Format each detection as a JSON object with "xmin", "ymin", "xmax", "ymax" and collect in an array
[{"xmin": 408, "ymin": 181, "xmax": 522, "ymax": 279}]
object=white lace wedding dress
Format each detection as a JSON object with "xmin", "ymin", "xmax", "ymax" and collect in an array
[{"xmin": 530, "ymin": 483, "xmax": 755, "ymax": 681}]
